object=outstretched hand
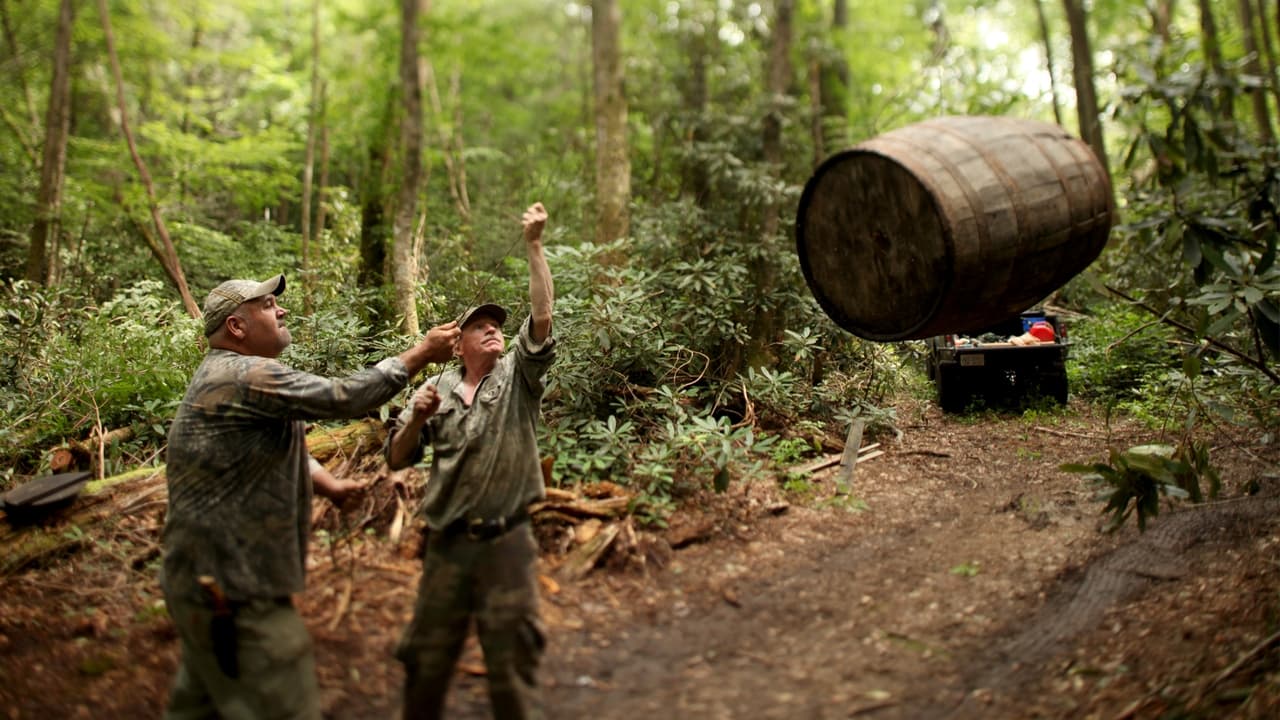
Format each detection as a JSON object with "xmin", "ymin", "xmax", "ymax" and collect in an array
[
  {"xmin": 522, "ymin": 202, "xmax": 547, "ymax": 245},
  {"xmin": 422, "ymin": 321, "xmax": 461, "ymax": 363},
  {"xmin": 311, "ymin": 463, "xmax": 369, "ymax": 505}
]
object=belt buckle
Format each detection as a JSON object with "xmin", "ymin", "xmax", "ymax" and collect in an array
[{"xmin": 465, "ymin": 516, "xmax": 505, "ymax": 541}]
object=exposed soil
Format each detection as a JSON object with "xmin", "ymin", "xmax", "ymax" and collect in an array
[{"xmin": 1, "ymin": 401, "xmax": 1278, "ymax": 720}]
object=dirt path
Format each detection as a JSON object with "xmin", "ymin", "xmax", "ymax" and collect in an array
[
  {"xmin": 1, "ymin": 406, "xmax": 1277, "ymax": 719},
  {"xmin": 419, "ymin": 408, "xmax": 1280, "ymax": 720}
]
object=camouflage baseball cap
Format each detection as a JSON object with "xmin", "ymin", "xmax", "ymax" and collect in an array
[
  {"xmin": 457, "ymin": 303, "xmax": 507, "ymax": 330},
  {"xmin": 202, "ymin": 273, "xmax": 286, "ymax": 337}
]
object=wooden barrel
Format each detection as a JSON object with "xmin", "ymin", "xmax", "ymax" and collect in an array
[{"xmin": 795, "ymin": 116, "xmax": 1114, "ymax": 341}]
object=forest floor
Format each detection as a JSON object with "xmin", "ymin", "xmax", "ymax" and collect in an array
[{"xmin": 1, "ymin": 399, "xmax": 1278, "ymax": 719}]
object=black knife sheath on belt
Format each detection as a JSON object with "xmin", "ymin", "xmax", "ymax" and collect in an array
[{"xmin": 198, "ymin": 575, "xmax": 239, "ymax": 679}]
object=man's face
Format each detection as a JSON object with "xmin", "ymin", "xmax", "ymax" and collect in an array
[
  {"xmin": 456, "ymin": 315, "xmax": 504, "ymax": 364},
  {"xmin": 233, "ymin": 294, "xmax": 291, "ymax": 358}
]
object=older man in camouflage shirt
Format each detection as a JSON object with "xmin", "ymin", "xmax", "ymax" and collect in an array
[
  {"xmin": 162, "ymin": 273, "xmax": 459, "ymax": 720},
  {"xmin": 386, "ymin": 202, "xmax": 554, "ymax": 720}
]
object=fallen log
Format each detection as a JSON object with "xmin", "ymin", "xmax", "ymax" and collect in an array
[
  {"xmin": 527, "ymin": 495, "xmax": 631, "ymax": 520},
  {"xmin": 48, "ymin": 426, "xmax": 137, "ymax": 474},
  {"xmin": 306, "ymin": 419, "xmax": 386, "ymax": 464},
  {"xmin": 1, "ymin": 465, "xmax": 166, "ymax": 576},
  {"xmin": 556, "ymin": 522, "xmax": 621, "ymax": 582},
  {"xmin": 2, "ymin": 419, "xmax": 389, "ymax": 576}
]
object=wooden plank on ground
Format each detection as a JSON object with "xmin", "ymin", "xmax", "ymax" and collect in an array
[
  {"xmin": 834, "ymin": 419, "xmax": 865, "ymax": 494},
  {"xmin": 790, "ymin": 442, "xmax": 882, "ymax": 477}
]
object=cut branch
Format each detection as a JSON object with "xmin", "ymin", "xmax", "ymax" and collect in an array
[
  {"xmin": 96, "ymin": 0, "xmax": 200, "ymax": 318},
  {"xmin": 1103, "ymin": 284, "xmax": 1280, "ymax": 385}
]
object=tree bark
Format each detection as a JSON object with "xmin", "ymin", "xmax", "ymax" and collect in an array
[
  {"xmin": 1034, "ymin": 0, "xmax": 1065, "ymax": 126},
  {"xmin": 679, "ymin": 14, "xmax": 712, "ymax": 206},
  {"xmin": 25, "ymin": 0, "xmax": 74, "ymax": 286},
  {"xmin": 358, "ymin": 144, "xmax": 390, "ymax": 292},
  {"xmin": 1062, "ymin": 0, "xmax": 1110, "ymax": 175},
  {"xmin": 425, "ymin": 60, "xmax": 471, "ymax": 224},
  {"xmin": 592, "ymin": 0, "xmax": 631, "ymax": 251},
  {"xmin": 1238, "ymin": 0, "xmax": 1276, "ymax": 144},
  {"xmin": 300, "ymin": 0, "xmax": 322, "ymax": 315},
  {"xmin": 814, "ymin": 0, "xmax": 850, "ymax": 165},
  {"xmin": 1150, "ymin": 0, "xmax": 1176, "ymax": 42},
  {"xmin": 1, "ymin": 0, "xmax": 40, "ymax": 130},
  {"xmin": 98, "ymin": 0, "xmax": 200, "ymax": 317},
  {"xmin": 391, "ymin": 0, "xmax": 425, "ymax": 335},
  {"xmin": 745, "ymin": 0, "xmax": 793, "ymax": 371},
  {"xmin": 1253, "ymin": 0, "xmax": 1280, "ymax": 112},
  {"xmin": 1198, "ymin": 0, "xmax": 1234, "ymax": 120},
  {"xmin": 313, "ymin": 103, "xmax": 330, "ymax": 259}
]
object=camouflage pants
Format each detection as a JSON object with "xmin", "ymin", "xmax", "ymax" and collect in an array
[
  {"xmin": 164, "ymin": 593, "xmax": 320, "ymax": 720},
  {"xmin": 397, "ymin": 522, "xmax": 545, "ymax": 720}
]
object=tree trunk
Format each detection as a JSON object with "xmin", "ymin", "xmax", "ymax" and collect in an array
[
  {"xmin": 1062, "ymin": 0, "xmax": 1110, "ymax": 175},
  {"xmin": 592, "ymin": 0, "xmax": 631, "ymax": 250},
  {"xmin": 313, "ymin": 106, "xmax": 330, "ymax": 259},
  {"xmin": 425, "ymin": 60, "xmax": 471, "ymax": 224},
  {"xmin": 358, "ymin": 86, "xmax": 398, "ymax": 326},
  {"xmin": 448, "ymin": 68, "xmax": 471, "ymax": 229},
  {"xmin": 97, "ymin": 0, "xmax": 201, "ymax": 318},
  {"xmin": 745, "ymin": 0, "xmax": 793, "ymax": 371},
  {"xmin": 25, "ymin": 0, "xmax": 74, "ymax": 286},
  {"xmin": 814, "ymin": 0, "xmax": 850, "ymax": 165},
  {"xmin": 177, "ymin": 20, "xmax": 202, "ymax": 206},
  {"xmin": 391, "ymin": 0, "xmax": 424, "ymax": 335},
  {"xmin": 927, "ymin": 0, "xmax": 949, "ymax": 60},
  {"xmin": 1198, "ymin": 0, "xmax": 1234, "ymax": 120},
  {"xmin": 1, "ymin": 0, "xmax": 40, "ymax": 130},
  {"xmin": 358, "ymin": 148, "xmax": 390, "ymax": 291},
  {"xmin": 1150, "ymin": 0, "xmax": 1176, "ymax": 42},
  {"xmin": 1, "ymin": 0, "xmax": 40, "ymax": 163},
  {"xmin": 300, "ymin": 0, "xmax": 322, "ymax": 315},
  {"xmin": 1034, "ymin": 0, "xmax": 1065, "ymax": 126},
  {"xmin": 679, "ymin": 18, "xmax": 711, "ymax": 206},
  {"xmin": 1253, "ymin": 0, "xmax": 1280, "ymax": 112},
  {"xmin": 1238, "ymin": 0, "xmax": 1275, "ymax": 144}
]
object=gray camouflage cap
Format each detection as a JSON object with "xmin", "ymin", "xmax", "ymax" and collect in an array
[
  {"xmin": 202, "ymin": 273, "xmax": 286, "ymax": 337},
  {"xmin": 457, "ymin": 303, "xmax": 507, "ymax": 330}
]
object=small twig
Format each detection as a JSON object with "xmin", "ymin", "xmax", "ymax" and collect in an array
[
  {"xmin": 897, "ymin": 450, "xmax": 951, "ymax": 458},
  {"xmin": 735, "ymin": 649, "xmax": 777, "ymax": 668},
  {"xmin": 1033, "ymin": 425, "xmax": 1104, "ymax": 440},
  {"xmin": 1103, "ymin": 284, "xmax": 1280, "ymax": 385},
  {"xmin": 1205, "ymin": 627, "xmax": 1280, "ymax": 692},
  {"xmin": 326, "ymin": 577, "xmax": 353, "ymax": 631},
  {"xmin": 848, "ymin": 700, "xmax": 898, "ymax": 717},
  {"xmin": 91, "ymin": 396, "xmax": 106, "ymax": 481},
  {"xmin": 15, "ymin": 576, "xmax": 124, "ymax": 597},
  {"xmin": 365, "ymin": 561, "xmax": 419, "ymax": 577}
]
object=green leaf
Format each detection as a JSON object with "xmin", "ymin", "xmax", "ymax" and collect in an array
[
  {"xmin": 1178, "ymin": 223, "xmax": 1199, "ymax": 267},
  {"xmin": 712, "ymin": 465, "xmax": 730, "ymax": 493},
  {"xmin": 1182, "ymin": 353, "xmax": 1201, "ymax": 377},
  {"xmin": 1255, "ymin": 298, "xmax": 1279, "ymax": 324},
  {"xmin": 1257, "ymin": 227, "xmax": 1278, "ymax": 274}
]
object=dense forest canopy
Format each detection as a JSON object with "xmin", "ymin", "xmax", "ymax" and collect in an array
[{"xmin": 1, "ymin": 0, "xmax": 1276, "ymax": 526}]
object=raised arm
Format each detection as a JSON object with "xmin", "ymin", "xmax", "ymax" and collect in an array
[{"xmin": 522, "ymin": 202, "xmax": 554, "ymax": 343}]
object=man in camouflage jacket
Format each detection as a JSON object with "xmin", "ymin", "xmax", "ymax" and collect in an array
[
  {"xmin": 386, "ymin": 202, "xmax": 554, "ymax": 720},
  {"xmin": 162, "ymin": 273, "xmax": 459, "ymax": 719}
]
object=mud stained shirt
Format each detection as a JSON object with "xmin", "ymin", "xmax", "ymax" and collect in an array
[
  {"xmin": 162, "ymin": 350, "xmax": 409, "ymax": 602},
  {"xmin": 388, "ymin": 316, "xmax": 555, "ymax": 530}
]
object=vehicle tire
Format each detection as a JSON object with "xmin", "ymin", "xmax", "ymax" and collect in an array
[
  {"xmin": 1045, "ymin": 369, "xmax": 1069, "ymax": 406},
  {"xmin": 937, "ymin": 365, "xmax": 969, "ymax": 413}
]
